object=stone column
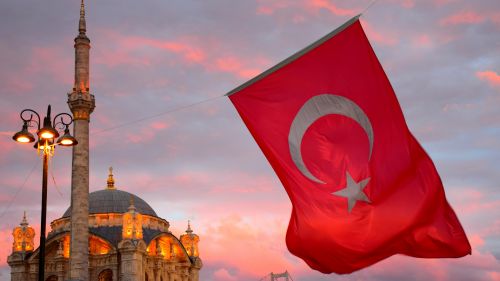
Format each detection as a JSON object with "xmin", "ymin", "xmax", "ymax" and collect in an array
[
  {"xmin": 67, "ymin": 115, "xmax": 92, "ymax": 281},
  {"xmin": 68, "ymin": 92, "xmax": 94, "ymax": 281},
  {"xmin": 7, "ymin": 252, "xmax": 29, "ymax": 281},
  {"xmin": 118, "ymin": 240, "xmax": 146, "ymax": 281}
]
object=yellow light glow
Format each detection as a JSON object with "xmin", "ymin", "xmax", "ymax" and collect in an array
[
  {"xmin": 12, "ymin": 223, "xmax": 35, "ymax": 253},
  {"xmin": 89, "ymin": 236, "xmax": 111, "ymax": 255},
  {"xmin": 122, "ymin": 211, "xmax": 143, "ymax": 240},
  {"xmin": 60, "ymin": 139, "xmax": 74, "ymax": 145},
  {"xmin": 63, "ymin": 236, "xmax": 70, "ymax": 258},
  {"xmin": 40, "ymin": 131, "xmax": 55, "ymax": 139},
  {"xmin": 37, "ymin": 140, "xmax": 55, "ymax": 157},
  {"xmin": 80, "ymin": 81, "xmax": 86, "ymax": 92},
  {"xmin": 15, "ymin": 136, "xmax": 31, "ymax": 143}
]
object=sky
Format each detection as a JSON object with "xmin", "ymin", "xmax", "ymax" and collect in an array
[{"xmin": 0, "ymin": 0, "xmax": 499, "ymax": 280}]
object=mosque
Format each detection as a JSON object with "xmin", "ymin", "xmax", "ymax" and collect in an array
[{"xmin": 7, "ymin": 1, "xmax": 202, "ymax": 281}]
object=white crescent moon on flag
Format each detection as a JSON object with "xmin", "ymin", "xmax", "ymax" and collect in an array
[{"xmin": 288, "ymin": 94, "xmax": 374, "ymax": 184}]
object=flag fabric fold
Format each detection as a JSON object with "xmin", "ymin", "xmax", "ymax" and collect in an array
[{"xmin": 227, "ymin": 16, "xmax": 470, "ymax": 274}]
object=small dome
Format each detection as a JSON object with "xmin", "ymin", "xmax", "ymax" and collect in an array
[{"xmin": 62, "ymin": 189, "xmax": 157, "ymax": 217}]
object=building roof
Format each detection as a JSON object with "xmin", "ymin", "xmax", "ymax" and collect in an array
[
  {"xmin": 62, "ymin": 189, "xmax": 157, "ymax": 218},
  {"xmin": 89, "ymin": 226, "xmax": 162, "ymax": 247}
]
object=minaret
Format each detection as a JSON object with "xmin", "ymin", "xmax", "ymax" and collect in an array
[
  {"xmin": 180, "ymin": 221, "xmax": 200, "ymax": 257},
  {"xmin": 67, "ymin": 0, "xmax": 95, "ymax": 280},
  {"xmin": 11, "ymin": 212, "xmax": 35, "ymax": 253}
]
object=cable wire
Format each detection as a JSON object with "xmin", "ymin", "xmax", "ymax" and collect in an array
[
  {"xmin": 93, "ymin": 94, "xmax": 224, "ymax": 135},
  {"xmin": 0, "ymin": 160, "xmax": 39, "ymax": 219},
  {"xmin": 48, "ymin": 153, "xmax": 64, "ymax": 197},
  {"xmin": 51, "ymin": 167, "xmax": 64, "ymax": 197},
  {"xmin": 361, "ymin": 0, "xmax": 378, "ymax": 15}
]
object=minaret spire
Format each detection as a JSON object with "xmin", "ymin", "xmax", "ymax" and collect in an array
[
  {"xmin": 20, "ymin": 211, "xmax": 28, "ymax": 227},
  {"xmin": 79, "ymin": 0, "xmax": 86, "ymax": 35},
  {"xmin": 67, "ymin": 1, "xmax": 94, "ymax": 280},
  {"xmin": 71, "ymin": 0, "xmax": 91, "ymax": 95}
]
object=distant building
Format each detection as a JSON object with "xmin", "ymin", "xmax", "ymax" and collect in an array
[{"xmin": 7, "ymin": 1, "xmax": 202, "ymax": 280}]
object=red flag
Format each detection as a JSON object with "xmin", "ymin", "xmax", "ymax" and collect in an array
[{"xmin": 227, "ymin": 16, "xmax": 470, "ymax": 274}]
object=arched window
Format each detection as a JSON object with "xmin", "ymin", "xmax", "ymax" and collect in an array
[
  {"xmin": 46, "ymin": 276, "xmax": 57, "ymax": 281},
  {"xmin": 98, "ymin": 269, "xmax": 113, "ymax": 281}
]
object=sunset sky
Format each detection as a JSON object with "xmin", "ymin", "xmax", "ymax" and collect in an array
[{"xmin": 0, "ymin": 0, "xmax": 499, "ymax": 280}]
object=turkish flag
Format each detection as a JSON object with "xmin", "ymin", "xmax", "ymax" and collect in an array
[{"xmin": 227, "ymin": 16, "xmax": 470, "ymax": 274}]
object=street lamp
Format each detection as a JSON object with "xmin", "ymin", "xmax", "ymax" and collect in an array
[{"xmin": 12, "ymin": 104, "xmax": 77, "ymax": 281}]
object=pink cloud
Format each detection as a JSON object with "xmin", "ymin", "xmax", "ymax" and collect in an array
[
  {"xmin": 27, "ymin": 47, "xmax": 72, "ymax": 85},
  {"xmin": 307, "ymin": 0, "xmax": 356, "ymax": 16},
  {"xmin": 401, "ymin": 0, "xmax": 415, "ymax": 8},
  {"xmin": 112, "ymin": 33, "xmax": 205, "ymax": 64},
  {"xmin": 488, "ymin": 271, "xmax": 500, "ymax": 281},
  {"xmin": 150, "ymin": 121, "xmax": 169, "ymax": 130},
  {"xmin": 480, "ymin": 219, "xmax": 500, "ymax": 238},
  {"xmin": 476, "ymin": 70, "xmax": 500, "ymax": 87},
  {"xmin": 451, "ymin": 187, "xmax": 500, "ymax": 215},
  {"xmin": 433, "ymin": 0, "xmax": 457, "ymax": 6},
  {"xmin": 469, "ymin": 234, "xmax": 485, "ymax": 248},
  {"xmin": 200, "ymin": 215, "xmax": 293, "ymax": 278},
  {"xmin": 125, "ymin": 120, "xmax": 172, "ymax": 144},
  {"xmin": 212, "ymin": 56, "xmax": 261, "ymax": 79},
  {"xmin": 129, "ymin": 169, "xmax": 279, "ymax": 197},
  {"xmin": 256, "ymin": 0, "xmax": 289, "ymax": 15},
  {"xmin": 256, "ymin": 0, "xmax": 356, "ymax": 17},
  {"xmin": 94, "ymin": 30, "xmax": 204, "ymax": 67},
  {"xmin": 385, "ymin": 0, "xmax": 415, "ymax": 8},
  {"xmin": 440, "ymin": 11, "xmax": 485, "ymax": 26},
  {"xmin": 96, "ymin": 50, "xmax": 151, "ymax": 67},
  {"xmin": 413, "ymin": 34, "xmax": 432, "ymax": 47},
  {"xmin": 4, "ymin": 76, "xmax": 34, "ymax": 94},
  {"xmin": 492, "ymin": 12, "xmax": 500, "ymax": 25},
  {"xmin": 212, "ymin": 268, "xmax": 237, "ymax": 281},
  {"xmin": 0, "ymin": 230, "xmax": 13, "ymax": 266},
  {"xmin": 94, "ymin": 29, "xmax": 268, "ymax": 79},
  {"xmin": 0, "ymin": 131, "xmax": 17, "ymax": 156},
  {"xmin": 1, "ymin": 44, "xmax": 72, "ymax": 95},
  {"xmin": 360, "ymin": 20, "xmax": 399, "ymax": 46},
  {"xmin": 146, "ymin": 40, "xmax": 206, "ymax": 63}
]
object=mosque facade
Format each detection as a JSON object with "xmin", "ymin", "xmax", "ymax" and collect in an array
[{"xmin": 7, "ymin": 1, "xmax": 202, "ymax": 280}]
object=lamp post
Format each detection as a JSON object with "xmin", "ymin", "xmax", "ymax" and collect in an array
[{"xmin": 12, "ymin": 105, "xmax": 77, "ymax": 281}]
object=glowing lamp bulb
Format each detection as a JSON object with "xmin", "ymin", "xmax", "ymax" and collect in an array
[
  {"xmin": 40, "ymin": 131, "xmax": 55, "ymax": 139},
  {"xmin": 12, "ymin": 122, "xmax": 35, "ymax": 143},
  {"xmin": 60, "ymin": 139, "xmax": 74, "ymax": 145},
  {"xmin": 16, "ymin": 136, "xmax": 31, "ymax": 143}
]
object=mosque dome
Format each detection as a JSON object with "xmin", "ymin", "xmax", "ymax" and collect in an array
[
  {"xmin": 53, "ymin": 168, "xmax": 166, "ymax": 247},
  {"xmin": 62, "ymin": 189, "xmax": 157, "ymax": 218}
]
